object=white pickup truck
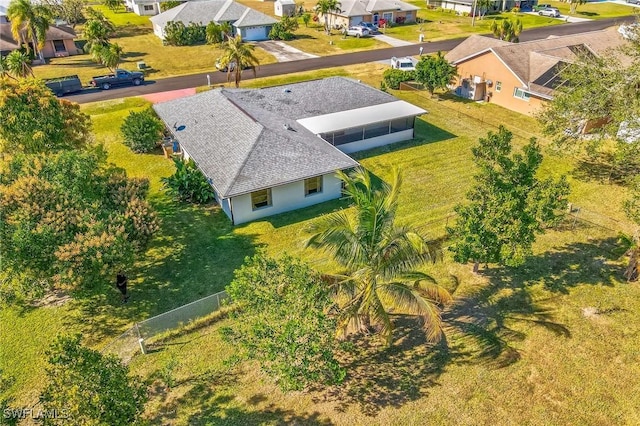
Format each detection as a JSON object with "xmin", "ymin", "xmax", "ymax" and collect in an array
[{"xmin": 390, "ymin": 56, "xmax": 418, "ymax": 71}]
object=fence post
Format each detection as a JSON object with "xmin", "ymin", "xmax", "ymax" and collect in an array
[{"xmin": 215, "ymin": 293, "xmax": 220, "ymax": 310}]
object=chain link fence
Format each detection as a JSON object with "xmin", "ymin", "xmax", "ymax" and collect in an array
[{"xmin": 101, "ymin": 290, "xmax": 230, "ymax": 362}]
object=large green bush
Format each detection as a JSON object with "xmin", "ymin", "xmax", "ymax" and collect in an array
[
  {"xmin": 382, "ymin": 68, "xmax": 415, "ymax": 89},
  {"xmin": 163, "ymin": 21, "xmax": 206, "ymax": 46},
  {"xmin": 162, "ymin": 158, "xmax": 215, "ymax": 204},
  {"xmin": 269, "ymin": 16, "xmax": 299, "ymax": 41},
  {"xmin": 120, "ymin": 108, "xmax": 164, "ymax": 153}
]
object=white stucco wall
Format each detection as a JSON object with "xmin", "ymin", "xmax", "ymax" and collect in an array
[
  {"xmin": 336, "ymin": 129, "xmax": 415, "ymax": 154},
  {"xmin": 133, "ymin": 2, "xmax": 159, "ymax": 16},
  {"xmin": 228, "ymin": 173, "xmax": 344, "ymax": 224},
  {"xmin": 153, "ymin": 23, "xmax": 165, "ymax": 39}
]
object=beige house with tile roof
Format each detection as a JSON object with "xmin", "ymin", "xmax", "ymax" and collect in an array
[{"xmin": 445, "ymin": 28, "xmax": 627, "ymax": 115}]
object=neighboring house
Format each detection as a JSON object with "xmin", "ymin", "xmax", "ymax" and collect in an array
[
  {"xmin": 445, "ymin": 28, "xmax": 627, "ymax": 115},
  {"xmin": 0, "ymin": 23, "xmax": 80, "ymax": 58},
  {"xmin": 150, "ymin": 0, "xmax": 277, "ymax": 41},
  {"xmin": 274, "ymin": 0, "xmax": 296, "ymax": 17},
  {"xmin": 124, "ymin": 0, "xmax": 160, "ymax": 16},
  {"xmin": 320, "ymin": 0, "xmax": 419, "ymax": 28},
  {"xmin": 153, "ymin": 77, "xmax": 427, "ymax": 224},
  {"xmin": 426, "ymin": 0, "xmax": 525, "ymax": 14}
]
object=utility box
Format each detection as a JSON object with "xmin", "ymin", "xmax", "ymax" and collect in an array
[{"xmin": 137, "ymin": 61, "xmax": 147, "ymax": 70}]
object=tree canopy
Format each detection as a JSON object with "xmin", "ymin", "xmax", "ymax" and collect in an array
[
  {"xmin": 538, "ymin": 30, "xmax": 640, "ymax": 182},
  {"xmin": 307, "ymin": 167, "xmax": 452, "ymax": 344},
  {"xmin": 7, "ymin": 0, "xmax": 53, "ymax": 60},
  {"xmin": 0, "ymin": 78, "xmax": 91, "ymax": 153},
  {"xmin": 223, "ymin": 252, "xmax": 345, "ymax": 391},
  {"xmin": 40, "ymin": 335, "xmax": 147, "ymax": 426},
  {"xmin": 448, "ymin": 126, "xmax": 570, "ymax": 270},
  {"xmin": 0, "ymin": 148, "xmax": 158, "ymax": 303},
  {"xmin": 414, "ymin": 51, "xmax": 457, "ymax": 95}
]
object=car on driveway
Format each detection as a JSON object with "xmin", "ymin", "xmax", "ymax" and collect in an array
[
  {"xmin": 538, "ymin": 7, "xmax": 560, "ymax": 17},
  {"xmin": 215, "ymin": 59, "xmax": 249, "ymax": 72},
  {"xmin": 533, "ymin": 3, "xmax": 551, "ymax": 11},
  {"xmin": 346, "ymin": 26, "xmax": 370, "ymax": 37},
  {"xmin": 626, "ymin": 0, "xmax": 640, "ymax": 4},
  {"xmin": 358, "ymin": 22, "xmax": 378, "ymax": 33}
]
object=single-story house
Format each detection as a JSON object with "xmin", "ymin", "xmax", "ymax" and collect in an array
[
  {"xmin": 124, "ymin": 0, "xmax": 160, "ymax": 16},
  {"xmin": 320, "ymin": 0, "xmax": 420, "ymax": 28},
  {"xmin": 274, "ymin": 0, "xmax": 296, "ymax": 17},
  {"xmin": 153, "ymin": 77, "xmax": 427, "ymax": 224},
  {"xmin": 150, "ymin": 0, "xmax": 277, "ymax": 41},
  {"xmin": 445, "ymin": 28, "xmax": 627, "ymax": 115},
  {"xmin": 426, "ymin": 0, "xmax": 526, "ymax": 14},
  {"xmin": 0, "ymin": 23, "xmax": 80, "ymax": 58}
]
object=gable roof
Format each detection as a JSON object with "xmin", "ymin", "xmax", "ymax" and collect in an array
[
  {"xmin": 150, "ymin": 0, "xmax": 276, "ymax": 28},
  {"xmin": 334, "ymin": 0, "xmax": 419, "ymax": 17},
  {"xmin": 446, "ymin": 28, "xmax": 627, "ymax": 96},
  {"xmin": 153, "ymin": 77, "xmax": 424, "ymax": 198},
  {"xmin": 0, "ymin": 23, "xmax": 76, "ymax": 52}
]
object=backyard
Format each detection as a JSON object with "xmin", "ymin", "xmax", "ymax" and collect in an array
[{"xmin": 2, "ymin": 62, "xmax": 639, "ymax": 424}]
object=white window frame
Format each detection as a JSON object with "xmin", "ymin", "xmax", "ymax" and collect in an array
[
  {"xmin": 495, "ymin": 81, "xmax": 502, "ymax": 92},
  {"xmin": 304, "ymin": 176, "xmax": 323, "ymax": 197},
  {"xmin": 513, "ymin": 87, "xmax": 530, "ymax": 101},
  {"xmin": 251, "ymin": 188, "xmax": 272, "ymax": 210},
  {"xmin": 383, "ymin": 12, "xmax": 393, "ymax": 22}
]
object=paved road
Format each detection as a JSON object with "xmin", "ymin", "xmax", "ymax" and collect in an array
[{"xmin": 70, "ymin": 16, "xmax": 635, "ymax": 104}]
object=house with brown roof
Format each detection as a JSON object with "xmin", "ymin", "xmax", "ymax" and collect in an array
[
  {"xmin": 0, "ymin": 23, "xmax": 80, "ymax": 58},
  {"xmin": 444, "ymin": 28, "xmax": 627, "ymax": 115},
  {"xmin": 319, "ymin": 0, "xmax": 420, "ymax": 29}
]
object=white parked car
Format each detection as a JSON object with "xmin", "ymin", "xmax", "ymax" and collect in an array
[
  {"xmin": 390, "ymin": 56, "xmax": 418, "ymax": 71},
  {"xmin": 346, "ymin": 26, "xmax": 370, "ymax": 37},
  {"xmin": 538, "ymin": 7, "xmax": 560, "ymax": 17}
]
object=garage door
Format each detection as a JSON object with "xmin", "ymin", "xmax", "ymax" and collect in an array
[
  {"xmin": 243, "ymin": 26, "xmax": 267, "ymax": 41},
  {"xmin": 350, "ymin": 16, "xmax": 363, "ymax": 26}
]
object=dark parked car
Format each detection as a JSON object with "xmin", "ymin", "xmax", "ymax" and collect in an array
[
  {"xmin": 90, "ymin": 69, "xmax": 144, "ymax": 90},
  {"xmin": 358, "ymin": 21, "xmax": 378, "ymax": 33}
]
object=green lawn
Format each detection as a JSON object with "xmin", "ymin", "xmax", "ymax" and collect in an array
[
  {"xmin": 32, "ymin": 5, "xmax": 277, "ymax": 83},
  {"xmin": 546, "ymin": 0, "xmax": 639, "ymax": 18},
  {"xmin": 2, "ymin": 64, "xmax": 639, "ymax": 424}
]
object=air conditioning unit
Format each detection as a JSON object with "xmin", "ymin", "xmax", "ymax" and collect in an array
[{"xmin": 54, "ymin": 51, "xmax": 69, "ymax": 58}]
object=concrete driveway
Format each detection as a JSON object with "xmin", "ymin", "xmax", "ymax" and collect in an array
[{"xmin": 256, "ymin": 41, "xmax": 318, "ymax": 62}]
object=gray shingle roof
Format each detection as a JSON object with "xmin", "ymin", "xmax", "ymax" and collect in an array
[
  {"xmin": 150, "ymin": 0, "xmax": 275, "ymax": 28},
  {"xmin": 153, "ymin": 77, "xmax": 406, "ymax": 198},
  {"xmin": 233, "ymin": 8, "xmax": 277, "ymax": 28},
  {"xmin": 337, "ymin": 0, "xmax": 419, "ymax": 17}
]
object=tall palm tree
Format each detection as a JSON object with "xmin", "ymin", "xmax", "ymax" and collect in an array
[
  {"xmin": 314, "ymin": 0, "xmax": 341, "ymax": 35},
  {"xmin": 306, "ymin": 167, "xmax": 452, "ymax": 345},
  {"xmin": 90, "ymin": 42, "xmax": 123, "ymax": 71},
  {"xmin": 4, "ymin": 50, "xmax": 34, "ymax": 78},
  {"xmin": 8, "ymin": 0, "xmax": 53, "ymax": 62},
  {"xmin": 218, "ymin": 35, "xmax": 259, "ymax": 88},
  {"xmin": 219, "ymin": 21, "xmax": 233, "ymax": 40}
]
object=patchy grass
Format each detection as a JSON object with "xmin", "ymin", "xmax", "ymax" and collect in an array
[
  {"xmin": 32, "ymin": 5, "xmax": 276, "ymax": 82},
  {"xmin": 545, "ymin": 0, "xmax": 640, "ymax": 18},
  {"xmin": 3, "ymin": 64, "xmax": 639, "ymax": 425}
]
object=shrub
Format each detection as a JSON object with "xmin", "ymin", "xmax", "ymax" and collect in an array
[
  {"xmin": 206, "ymin": 21, "xmax": 223, "ymax": 44},
  {"xmin": 269, "ymin": 16, "xmax": 299, "ymax": 40},
  {"xmin": 162, "ymin": 158, "xmax": 215, "ymax": 204},
  {"xmin": 395, "ymin": 16, "xmax": 405, "ymax": 24},
  {"xmin": 163, "ymin": 21, "xmax": 206, "ymax": 46},
  {"xmin": 382, "ymin": 68, "xmax": 415, "ymax": 89},
  {"xmin": 120, "ymin": 108, "xmax": 164, "ymax": 153}
]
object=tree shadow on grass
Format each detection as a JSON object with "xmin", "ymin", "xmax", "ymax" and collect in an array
[
  {"xmin": 319, "ymin": 317, "xmax": 467, "ymax": 416},
  {"xmin": 68, "ymin": 196, "xmax": 258, "ymax": 345}
]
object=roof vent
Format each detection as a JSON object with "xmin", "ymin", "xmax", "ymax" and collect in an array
[
  {"xmin": 284, "ymin": 88, "xmax": 292, "ymax": 93},
  {"xmin": 283, "ymin": 123, "xmax": 291, "ymax": 130}
]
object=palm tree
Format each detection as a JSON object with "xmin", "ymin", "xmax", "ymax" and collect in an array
[
  {"xmin": 91, "ymin": 42, "xmax": 123, "ymax": 71},
  {"xmin": 219, "ymin": 21, "xmax": 233, "ymax": 41},
  {"xmin": 8, "ymin": 0, "xmax": 53, "ymax": 62},
  {"xmin": 4, "ymin": 50, "xmax": 34, "ymax": 78},
  {"xmin": 218, "ymin": 35, "xmax": 259, "ymax": 88},
  {"xmin": 490, "ymin": 18, "xmax": 522, "ymax": 42},
  {"xmin": 306, "ymin": 167, "xmax": 452, "ymax": 345},
  {"xmin": 314, "ymin": 0, "xmax": 341, "ymax": 35}
]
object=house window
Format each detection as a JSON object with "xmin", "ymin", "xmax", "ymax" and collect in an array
[
  {"xmin": 513, "ymin": 88, "xmax": 530, "ymax": 101},
  {"xmin": 391, "ymin": 117, "xmax": 412, "ymax": 132},
  {"xmin": 495, "ymin": 81, "xmax": 502, "ymax": 92},
  {"xmin": 405, "ymin": 12, "xmax": 413, "ymax": 21},
  {"xmin": 143, "ymin": 5, "xmax": 154, "ymax": 11},
  {"xmin": 383, "ymin": 12, "xmax": 393, "ymax": 22},
  {"xmin": 304, "ymin": 176, "xmax": 323, "ymax": 196},
  {"xmin": 52, "ymin": 40, "xmax": 65, "ymax": 52},
  {"xmin": 251, "ymin": 188, "xmax": 272, "ymax": 210}
]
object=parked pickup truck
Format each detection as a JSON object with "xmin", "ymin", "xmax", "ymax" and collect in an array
[
  {"xmin": 390, "ymin": 56, "xmax": 418, "ymax": 71},
  {"xmin": 44, "ymin": 75, "xmax": 83, "ymax": 96},
  {"xmin": 90, "ymin": 69, "xmax": 144, "ymax": 90}
]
